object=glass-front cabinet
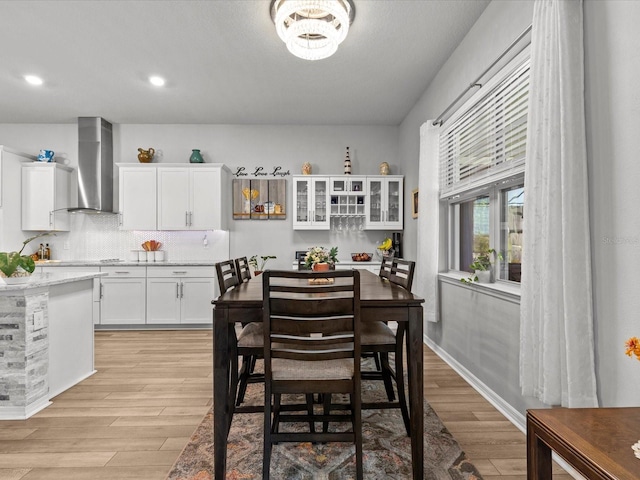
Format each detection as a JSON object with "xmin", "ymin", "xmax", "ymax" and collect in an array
[
  {"xmin": 293, "ymin": 176, "xmax": 330, "ymax": 230},
  {"xmin": 366, "ymin": 176, "xmax": 404, "ymax": 230},
  {"xmin": 329, "ymin": 176, "xmax": 366, "ymax": 217}
]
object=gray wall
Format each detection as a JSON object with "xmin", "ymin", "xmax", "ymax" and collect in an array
[{"xmin": 399, "ymin": 0, "xmax": 640, "ymax": 413}]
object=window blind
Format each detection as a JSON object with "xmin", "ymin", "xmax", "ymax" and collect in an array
[{"xmin": 439, "ymin": 59, "xmax": 530, "ymax": 199}]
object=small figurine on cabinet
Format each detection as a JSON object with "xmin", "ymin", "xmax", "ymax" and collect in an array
[
  {"xmin": 137, "ymin": 147, "xmax": 155, "ymax": 163},
  {"xmin": 344, "ymin": 146, "xmax": 352, "ymax": 175},
  {"xmin": 302, "ymin": 162, "xmax": 312, "ymax": 175},
  {"xmin": 379, "ymin": 161, "xmax": 390, "ymax": 175}
]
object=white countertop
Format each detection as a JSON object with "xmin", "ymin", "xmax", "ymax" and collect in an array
[
  {"xmin": 0, "ymin": 271, "xmax": 106, "ymax": 292},
  {"xmin": 36, "ymin": 260, "xmax": 216, "ymax": 267}
]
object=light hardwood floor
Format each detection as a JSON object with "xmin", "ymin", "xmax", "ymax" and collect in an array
[{"xmin": 0, "ymin": 330, "xmax": 570, "ymax": 480}]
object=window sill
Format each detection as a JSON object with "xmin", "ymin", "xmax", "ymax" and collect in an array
[{"xmin": 439, "ymin": 271, "xmax": 521, "ymax": 304}]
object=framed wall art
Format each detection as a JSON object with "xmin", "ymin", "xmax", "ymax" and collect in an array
[
  {"xmin": 232, "ymin": 178, "xmax": 286, "ymax": 220},
  {"xmin": 412, "ymin": 188, "xmax": 419, "ymax": 219}
]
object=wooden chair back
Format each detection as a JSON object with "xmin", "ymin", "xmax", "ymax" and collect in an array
[
  {"xmin": 235, "ymin": 257, "xmax": 252, "ymax": 283},
  {"xmin": 379, "ymin": 255, "xmax": 393, "ymax": 279},
  {"xmin": 215, "ymin": 260, "xmax": 241, "ymax": 295},
  {"xmin": 389, "ymin": 258, "xmax": 416, "ymax": 291},
  {"xmin": 263, "ymin": 270, "xmax": 361, "ymax": 365}
]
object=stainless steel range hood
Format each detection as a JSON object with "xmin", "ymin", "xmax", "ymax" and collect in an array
[{"xmin": 69, "ymin": 117, "xmax": 115, "ymax": 213}]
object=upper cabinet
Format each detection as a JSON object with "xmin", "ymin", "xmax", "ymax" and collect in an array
[
  {"xmin": 117, "ymin": 163, "xmax": 230, "ymax": 231},
  {"xmin": 158, "ymin": 166, "xmax": 226, "ymax": 230},
  {"xmin": 22, "ymin": 162, "xmax": 72, "ymax": 231},
  {"xmin": 292, "ymin": 175, "xmax": 403, "ymax": 231},
  {"xmin": 118, "ymin": 166, "xmax": 157, "ymax": 230},
  {"xmin": 366, "ymin": 176, "xmax": 403, "ymax": 230},
  {"xmin": 292, "ymin": 176, "xmax": 330, "ymax": 230}
]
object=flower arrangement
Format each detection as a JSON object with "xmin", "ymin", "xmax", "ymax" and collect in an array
[
  {"xmin": 304, "ymin": 246, "xmax": 338, "ymax": 269},
  {"xmin": 624, "ymin": 337, "xmax": 640, "ymax": 361}
]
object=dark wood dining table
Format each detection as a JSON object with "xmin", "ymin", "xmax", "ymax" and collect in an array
[{"xmin": 212, "ymin": 268, "xmax": 425, "ymax": 479}]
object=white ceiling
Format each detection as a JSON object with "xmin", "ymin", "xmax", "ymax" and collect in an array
[{"xmin": 0, "ymin": 0, "xmax": 489, "ymax": 126}]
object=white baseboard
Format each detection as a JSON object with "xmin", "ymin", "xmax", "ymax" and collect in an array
[
  {"xmin": 423, "ymin": 335, "xmax": 585, "ymax": 480},
  {"xmin": 0, "ymin": 398, "xmax": 52, "ymax": 420}
]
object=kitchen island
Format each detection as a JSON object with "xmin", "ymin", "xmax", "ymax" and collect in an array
[{"xmin": 0, "ymin": 271, "xmax": 105, "ymax": 419}]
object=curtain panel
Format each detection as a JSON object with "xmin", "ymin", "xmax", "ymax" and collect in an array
[{"xmin": 519, "ymin": 0, "xmax": 598, "ymax": 407}]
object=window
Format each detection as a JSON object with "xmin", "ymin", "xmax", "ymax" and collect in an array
[{"xmin": 441, "ymin": 50, "xmax": 529, "ymax": 284}]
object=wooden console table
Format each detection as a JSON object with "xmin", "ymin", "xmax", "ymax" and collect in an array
[{"xmin": 527, "ymin": 407, "xmax": 640, "ymax": 479}]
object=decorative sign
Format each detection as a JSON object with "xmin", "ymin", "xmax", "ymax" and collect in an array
[{"xmin": 232, "ymin": 166, "xmax": 291, "ymax": 177}]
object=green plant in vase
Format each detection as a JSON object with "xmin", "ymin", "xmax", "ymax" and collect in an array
[
  {"xmin": 248, "ymin": 255, "xmax": 277, "ymax": 275},
  {"xmin": 0, "ymin": 232, "xmax": 53, "ymax": 282},
  {"xmin": 460, "ymin": 248, "xmax": 503, "ymax": 284}
]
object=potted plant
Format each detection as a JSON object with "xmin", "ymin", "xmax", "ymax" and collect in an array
[
  {"xmin": 461, "ymin": 248, "xmax": 502, "ymax": 284},
  {"xmin": 0, "ymin": 232, "xmax": 52, "ymax": 284},
  {"xmin": 248, "ymin": 255, "xmax": 277, "ymax": 275},
  {"xmin": 304, "ymin": 246, "xmax": 339, "ymax": 271}
]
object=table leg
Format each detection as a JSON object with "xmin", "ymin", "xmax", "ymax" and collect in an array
[
  {"xmin": 213, "ymin": 306, "xmax": 231, "ymax": 480},
  {"xmin": 526, "ymin": 414, "xmax": 553, "ymax": 479},
  {"xmin": 407, "ymin": 305, "xmax": 424, "ymax": 480}
]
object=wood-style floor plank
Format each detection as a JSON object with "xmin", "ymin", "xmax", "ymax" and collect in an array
[{"xmin": 0, "ymin": 330, "xmax": 570, "ymax": 479}]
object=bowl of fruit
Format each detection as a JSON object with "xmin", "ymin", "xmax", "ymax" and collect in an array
[{"xmin": 351, "ymin": 252, "xmax": 373, "ymax": 262}]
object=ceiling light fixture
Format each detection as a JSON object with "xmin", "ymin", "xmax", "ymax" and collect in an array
[
  {"xmin": 270, "ymin": 0, "xmax": 355, "ymax": 61},
  {"xmin": 24, "ymin": 75, "xmax": 43, "ymax": 86},
  {"xmin": 149, "ymin": 76, "xmax": 165, "ymax": 87}
]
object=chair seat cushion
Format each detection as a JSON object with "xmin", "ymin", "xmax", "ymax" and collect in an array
[
  {"xmin": 361, "ymin": 321, "xmax": 396, "ymax": 345},
  {"xmin": 237, "ymin": 322, "xmax": 263, "ymax": 347},
  {"xmin": 272, "ymin": 358, "xmax": 354, "ymax": 381}
]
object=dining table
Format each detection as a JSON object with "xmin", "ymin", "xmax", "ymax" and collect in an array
[{"xmin": 212, "ymin": 268, "xmax": 425, "ymax": 479}]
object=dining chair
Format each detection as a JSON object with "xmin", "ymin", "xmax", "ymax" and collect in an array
[
  {"xmin": 235, "ymin": 256, "xmax": 252, "ymax": 283},
  {"xmin": 262, "ymin": 269, "xmax": 363, "ymax": 480},
  {"xmin": 379, "ymin": 255, "xmax": 393, "ymax": 279},
  {"xmin": 360, "ymin": 258, "xmax": 415, "ymax": 436},
  {"xmin": 215, "ymin": 260, "xmax": 263, "ymax": 429}
]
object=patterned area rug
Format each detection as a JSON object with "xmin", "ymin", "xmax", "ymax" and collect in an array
[{"xmin": 166, "ymin": 376, "xmax": 482, "ymax": 480}]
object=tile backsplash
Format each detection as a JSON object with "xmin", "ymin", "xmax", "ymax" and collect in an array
[{"xmin": 40, "ymin": 214, "xmax": 229, "ymax": 262}]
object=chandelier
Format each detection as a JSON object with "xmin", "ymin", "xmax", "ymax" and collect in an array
[{"xmin": 270, "ymin": 0, "xmax": 356, "ymax": 61}]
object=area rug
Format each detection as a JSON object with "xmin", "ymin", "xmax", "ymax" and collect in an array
[{"xmin": 166, "ymin": 377, "xmax": 482, "ymax": 480}]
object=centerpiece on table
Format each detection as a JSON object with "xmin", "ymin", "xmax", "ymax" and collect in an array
[
  {"xmin": 624, "ymin": 337, "xmax": 640, "ymax": 459},
  {"xmin": 248, "ymin": 255, "xmax": 276, "ymax": 275},
  {"xmin": 304, "ymin": 246, "xmax": 338, "ymax": 272},
  {"xmin": 0, "ymin": 232, "xmax": 53, "ymax": 284},
  {"xmin": 304, "ymin": 246, "xmax": 338, "ymax": 284}
]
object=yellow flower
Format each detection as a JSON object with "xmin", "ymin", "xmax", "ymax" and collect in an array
[{"xmin": 624, "ymin": 337, "xmax": 640, "ymax": 361}]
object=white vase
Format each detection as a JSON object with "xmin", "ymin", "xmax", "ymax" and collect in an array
[{"xmin": 475, "ymin": 270, "xmax": 491, "ymax": 283}]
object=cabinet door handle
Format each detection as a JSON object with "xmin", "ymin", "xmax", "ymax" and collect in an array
[
  {"xmin": 114, "ymin": 271, "xmax": 130, "ymax": 274},
  {"xmin": 172, "ymin": 271, "xmax": 187, "ymax": 275},
  {"xmin": 180, "ymin": 282, "xmax": 184, "ymax": 298},
  {"xmin": 100, "ymin": 283, "xmax": 104, "ymax": 299},
  {"xmin": 189, "ymin": 212, "xmax": 193, "ymax": 226},
  {"xmin": 49, "ymin": 211, "xmax": 53, "ymax": 227},
  {"xmin": 186, "ymin": 211, "xmax": 189, "ymax": 226},
  {"xmin": 118, "ymin": 213, "xmax": 123, "ymax": 226},
  {"xmin": 176, "ymin": 283, "xmax": 180, "ymax": 298}
]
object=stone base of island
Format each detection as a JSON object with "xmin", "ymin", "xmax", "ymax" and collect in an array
[{"xmin": 0, "ymin": 271, "xmax": 105, "ymax": 419}]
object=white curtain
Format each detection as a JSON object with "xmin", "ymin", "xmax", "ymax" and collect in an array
[
  {"xmin": 519, "ymin": 0, "xmax": 598, "ymax": 407},
  {"xmin": 416, "ymin": 121, "xmax": 440, "ymax": 323}
]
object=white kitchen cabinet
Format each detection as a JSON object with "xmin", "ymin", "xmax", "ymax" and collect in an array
[
  {"xmin": 100, "ymin": 266, "xmax": 146, "ymax": 325},
  {"xmin": 146, "ymin": 266, "xmax": 216, "ymax": 325},
  {"xmin": 21, "ymin": 162, "xmax": 72, "ymax": 231},
  {"xmin": 292, "ymin": 176, "xmax": 330, "ymax": 230},
  {"xmin": 118, "ymin": 166, "xmax": 157, "ymax": 230},
  {"xmin": 118, "ymin": 163, "xmax": 229, "ymax": 231},
  {"xmin": 329, "ymin": 175, "xmax": 367, "ymax": 217},
  {"xmin": 366, "ymin": 176, "xmax": 403, "ymax": 230},
  {"xmin": 157, "ymin": 166, "xmax": 227, "ymax": 230}
]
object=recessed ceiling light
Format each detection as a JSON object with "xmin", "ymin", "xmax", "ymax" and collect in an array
[
  {"xmin": 24, "ymin": 75, "xmax": 43, "ymax": 86},
  {"xmin": 149, "ymin": 76, "xmax": 165, "ymax": 87}
]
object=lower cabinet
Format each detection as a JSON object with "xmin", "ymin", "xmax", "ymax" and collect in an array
[
  {"xmin": 146, "ymin": 267, "xmax": 215, "ymax": 325},
  {"xmin": 100, "ymin": 266, "xmax": 147, "ymax": 325}
]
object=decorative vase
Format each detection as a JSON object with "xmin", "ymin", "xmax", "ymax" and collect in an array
[
  {"xmin": 137, "ymin": 147, "xmax": 155, "ymax": 163},
  {"xmin": 189, "ymin": 149, "xmax": 204, "ymax": 163},
  {"xmin": 475, "ymin": 270, "xmax": 491, "ymax": 283},
  {"xmin": 243, "ymin": 199, "xmax": 251, "ymax": 214},
  {"xmin": 379, "ymin": 161, "xmax": 390, "ymax": 175},
  {"xmin": 312, "ymin": 262, "xmax": 330, "ymax": 272},
  {"xmin": 343, "ymin": 146, "xmax": 351, "ymax": 175},
  {"xmin": 302, "ymin": 162, "xmax": 312, "ymax": 175}
]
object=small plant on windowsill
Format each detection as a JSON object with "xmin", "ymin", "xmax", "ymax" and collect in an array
[
  {"xmin": 460, "ymin": 248, "xmax": 503, "ymax": 284},
  {"xmin": 248, "ymin": 255, "xmax": 276, "ymax": 275}
]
